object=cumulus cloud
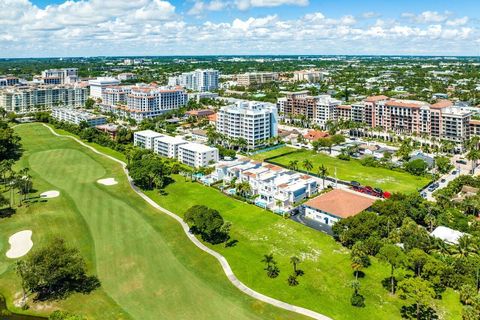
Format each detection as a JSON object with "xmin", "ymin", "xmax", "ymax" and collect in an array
[
  {"xmin": 0, "ymin": 0, "xmax": 478, "ymax": 57},
  {"xmin": 235, "ymin": 0, "xmax": 309, "ymax": 11}
]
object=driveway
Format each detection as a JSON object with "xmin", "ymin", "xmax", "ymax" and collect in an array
[{"xmin": 291, "ymin": 212, "xmax": 334, "ymax": 236}]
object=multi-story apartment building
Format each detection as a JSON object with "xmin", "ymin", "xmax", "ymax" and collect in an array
[
  {"xmin": 177, "ymin": 143, "xmax": 219, "ymax": 168},
  {"xmin": 89, "ymin": 77, "xmax": 121, "ymax": 99},
  {"xmin": 0, "ymin": 84, "xmax": 89, "ymax": 113},
  {"xmin": 315, "ymin": 95, "xmax": 342, "ymax": 127},
  {"xmin": 277, "ymin": 92, "xmax": 340, "ymax": 128},
  {"xmin": 236, "ymin": 72, "xmax": 278, "ymax": 86},
  {"xmin": 133, "ymin": 129, "xmax": 219, "ymax": 167},
  {"xmin": 350, "ymin": 96, "xmax": 472, "ymax": 143},
  {"xmin": 100, "ymin": 85, "xmax": 188, "ymax": 121},
  {"xmin": 117, "ymin": 73, "xmax": 137, "ymax": 81},
  {"xmin": 293, "ymin": 70, "xmax": 325, "ymax": 83},
  {"xmin": 42, "ymin": 68, "xmax": 78, "ymax": 84},
  {"xmin": 133, "ymin": 130, "xmax": 163, "ymax": 150},
  {"xmin": 153, "ymin": 135, "xmax": 188, "ymax": 158},
  {"xmin": 51, "ymin": 108, "xmax": 106, "ymax": 126},
  {"xmin": 216, "ymin": 101, "xmax": 278, "ymax": 149},
  {"xmin": 101, "ymin": 86, "xmax": 132, "ymax": 106},
  {"xmin": 168, "ymin": 69, "xmax": 219, "ymax": 92},
  {"xmin": 0, "ymin": 77, "xmax": 20, "ymax": 87},
  {"xmin": 278, "ymin": 93, "xmax": 474, "ymax": 143}
]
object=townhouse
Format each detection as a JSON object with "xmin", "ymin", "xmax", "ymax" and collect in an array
[{"xmin": 218, "ymin": 160, "xmax": 318, "ymax": 210}]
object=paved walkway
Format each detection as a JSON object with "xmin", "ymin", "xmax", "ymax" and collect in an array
[{"xmin": 42, "ymin": 124, "xmax": 332, "ymax": 320}]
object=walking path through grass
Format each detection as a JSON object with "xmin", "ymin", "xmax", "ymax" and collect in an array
[
  {"xmin": 0, "ymin": 123, "xmax": 309, "ymax": 320},
  {"xmin": 43, "ymin": 124, "xmax": 331, "ymax": 320}
]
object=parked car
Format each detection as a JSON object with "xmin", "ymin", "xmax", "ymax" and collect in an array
[
  {"xmin": 456, "ymin": 159, "xmax": 467, "ymax": 165},
  {"xmin": 421, "ymin": 192, "xmax": 427, "ymax": 198},
  {"xmin": 440, "ymin": 178, "xmax": 446, "ymax": 183},
  {"xmin": 452, "ymin": 170, "xmax": 458, "ymax": 175}
]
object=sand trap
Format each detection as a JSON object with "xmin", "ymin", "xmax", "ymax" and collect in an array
[
  {"xmin": 6, "ymin": 230, "xmax": 33, "ymax": 259},
  {"xmin": 97, "ymin": 178, "xmax": 118, "ymax": 186},
  {"xmin": 40, "ymin": 190, "xmax": 60, "ymax": 198}
]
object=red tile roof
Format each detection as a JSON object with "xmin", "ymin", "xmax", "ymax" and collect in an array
[
  {"xmin": 304, "ymin": 130, "xmax": 329, "ymax": 141},
  {"xmin": 431, "ymin": 100, "xmax": 453, "ymax": 109},
  {"xmin": 365, "ymin": 95, "xmax": 389, "ymax": 102},
  {"xmin": 304, "ymin": 189, "xmax": 376, "ymax": 219}
]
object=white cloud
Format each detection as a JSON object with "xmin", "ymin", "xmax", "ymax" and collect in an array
[
  {"xmin": 446, "ymin": 16, "xmax": 469, "ymax": 26},
  {"xmin": 188, "ymin": 0, "xmax": 227, "ymax": 16},
  {"xmin": 235, "ymin": 0, "xmax": 308, "ymax": 11},
  {"xmin": 0, "ymin": 1, "xmax": 478, "ymax": 57}
]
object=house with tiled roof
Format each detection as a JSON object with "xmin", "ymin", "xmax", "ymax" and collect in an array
[{"xmin": 303, "ymin": 189, "xmax": 376, "ymax": 226}]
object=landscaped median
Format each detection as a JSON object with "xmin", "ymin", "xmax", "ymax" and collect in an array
[{"xmin": 251, "ymin": 146, "xmax": 431, "ymax": 194}]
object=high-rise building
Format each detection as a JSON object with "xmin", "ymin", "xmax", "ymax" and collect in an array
[
  {"xmin": 168, "ymin": 69, "xmax": 219, "ymax": 92},
  {"xmin": 216, "ymin": 101, "xmax": 278, "ymax": 149},
  {"xmin": 41, "ymin": 68, "xmax": 78, "ymax": 84}
]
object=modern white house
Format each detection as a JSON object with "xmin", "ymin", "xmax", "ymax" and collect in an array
[
  {"xmin": 89, "ymin": 77, "xmax": 121, "ymax": 99},
  {"xmin": 303, "ymin": 189, "xmax": 376, "ymax": 226},
  {"xmin": 51, "ymin": 108, "xmax": 106, "ymax": 127},
  {"xmin": 216, "ymin": 101, "xmax": 278, "ymax": 149},
  {"xmin": 153, "ymin": 135, "xmax": 188, "ymax": 158},
  {"xmin": 178, "ymin": 143, "xmax": 219, "ymax": 168},
  {"xmin": 133, "ymin": 130, "xmax": 163, "ymax": 150}
]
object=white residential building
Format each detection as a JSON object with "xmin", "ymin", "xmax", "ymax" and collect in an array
[
  {"xmin": 0, "ymin": 84, "xmax": 89, "ymax": 113},
  {"xmin": 153, "ymin": 135, "xmax": 187, "ymax": 158},
  {"xmin": 216, "ymin": 101, "xmax": 278, "ymax": 149},
  {"xmin": 168, "ymin": 69, "xmax": 219, "ymax": 92},
  {"xmin": 51, "ymin": 108, "xmax": 106, "ymax": 126},
  {"xmin": 42, "ymin": 68, "xmax": 78, "ymax": 84},
  {"xmin": 99, "ymin": 85, "xmax": 188, "ymax": 121},
  {"xmin": 117, "ymin": 73, "xmax": 137, "ymax": 81},
  {"xmin": 178, "ymin": 143, "xmax": 219, "ymax": 168},
  {"xmin": 133, "ymin": 130, "xmax": 163, "ymax": 150},
  {"xmin": 89, "ymin": 77, "xmax": 121, "ymax": 99},
  {"xmin": 293, "ymin": 70, "xmax": 325, "ymax": 83},
  {"xmin": 315, "ymin": 95, "xmax": 342, "ymax": 128}
]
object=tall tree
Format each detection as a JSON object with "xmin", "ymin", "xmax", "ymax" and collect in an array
[{"xmin": 378, "ymin": 244, "xmax": 406, "ymax": 294}]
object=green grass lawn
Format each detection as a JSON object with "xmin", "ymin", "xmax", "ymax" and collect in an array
[
  {"xmin": 0, "ymin": 123, "xmax": 306, "ymax": 320},
  {"xmin": 148, "ymin": 177, "xmax": 462, "ymax": 320},
  {"xmin": 251, "ymin": 146, "xmax": 430, "ymax": 194}
]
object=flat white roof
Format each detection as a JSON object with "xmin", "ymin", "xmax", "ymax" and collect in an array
[
  {"xmin": 155, "ymin": 135, "xmax": 187, "ymax": 145},
  {"xmin": 430, "ymin": 226, "xmax": 466, "ymax": 245},
  {"xmin": 134, "ymin": 130, "xmax": 163, "ymax": 138},
  {"xmin": 179, "ymin": 142, "xmax": 217, "ymax": 153}
]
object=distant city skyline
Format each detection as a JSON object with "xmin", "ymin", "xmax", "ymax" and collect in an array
[{"xmin": 1, "ymin": 0, "xmax": 480, "ymax": 58}]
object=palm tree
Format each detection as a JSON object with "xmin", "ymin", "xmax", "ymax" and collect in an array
[
  {"xmin": 288, "ymin": 160, "xmax": 298, "ymax": 171},
  {"xmin": 261, "ymin": 253, "xmax": 274, "ymax": 269},
  {"xmin": 236, "ymin": 181, "xmax": 252, "ymax": 198},
  {"xmin": 466, "ymin": 148, "xmax": 480, "ymax": 174},
  {"xmin": 452, "ymin": 235, "xmax": 477, "ymax": 258},
  {"xmin": 318, "ymin": 164, "xmax": 328, "ymax": 189},
  {"xmin": 290, "ymin": 256, "xmax": 301, "ymax": 275},
  {"xmin": 287, "ymin": 275, "xmax": 299, "ymax": 286},
  {"xmin": 302, "ymin": 159, "xmax": 313, "ymax": 173}
]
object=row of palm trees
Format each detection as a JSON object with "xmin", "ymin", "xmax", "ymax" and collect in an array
[{"xmin": 287, "ymin": 159, "xmax": 329, "ymax": 188}]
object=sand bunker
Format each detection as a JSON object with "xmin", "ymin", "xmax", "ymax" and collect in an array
[
  {"xmin": 6, "ymin": 230, "xmax": 33, "ymax": 259},
  {"xmin": 40, "ymin": 190, "xmax": 60, "ymax": 198},
  {"xmin": 97, "ymin": 178, "xmax": 118, "ymax": 186}
]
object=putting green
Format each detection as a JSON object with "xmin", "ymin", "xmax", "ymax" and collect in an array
[{"xmin": 0, "ymin": 123, "xmax": 306, "ymax": 320}]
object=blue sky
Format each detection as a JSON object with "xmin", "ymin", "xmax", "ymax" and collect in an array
[{"xmin": 2, "ymin": 0, "xmax": 480, "ymax": 57}]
